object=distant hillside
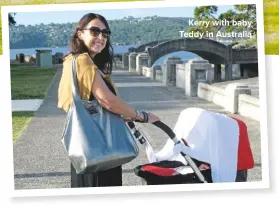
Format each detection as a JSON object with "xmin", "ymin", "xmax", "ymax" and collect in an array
[{"xmin": 9, "ymin": 16, "xmax": 193, "ymax": 49}]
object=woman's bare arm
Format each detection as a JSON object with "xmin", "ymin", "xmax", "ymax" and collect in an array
[{"xmin": 91, "ymin": 70, "xmax": 144, "ymax": 121}]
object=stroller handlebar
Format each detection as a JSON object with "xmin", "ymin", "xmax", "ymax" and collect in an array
[
  {"xmin": 152, "ymin": 121, "xmax": 176, "ymax": 139},
  {"xmin": 129, "ymin": 120, "xmax": 208, "ymax": 183},
  {"xmin": 127, "ymin": 120, "xmax": 176, "ymax": 139},
  {"xmin": 132, "ymin": 120, "xmax": 176, "ymax": 139}
]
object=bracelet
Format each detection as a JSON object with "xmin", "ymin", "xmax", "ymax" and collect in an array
[
  {"xmin": 131, "ymin": 109, "xmax": 140, "ymax": 121},
  {"xmin": 131, "ymin": 109, "xmax": 149, "ymax": 122},
  {"xmin": 142, "ymin": 111, "xmax": 149, "ymax": 123}
]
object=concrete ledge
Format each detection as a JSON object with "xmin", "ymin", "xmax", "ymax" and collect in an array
[
  {"xmin": 197, "ymin": 82, "xmax": 227, "ymax": 108},
  {"xmin": 238, "ymin": 94, "xmax": 260, "ymax": 121},
  {"xmin": 155, "ymin": 70, "xmax": 163, "ymax": 82},
  {"xmin": 198, "ymin": 82, "xmax": 259, "ymax": 121},
  {"xmin": 176, "ymin": 64, "xmax": 185, "ymax": 90},
  {"xmin": 143, "ymin": 66, "xmax": 152, "ymax": 78},
  {"xmin": 152, "ymin": 65, "xmax": 161, "ymax": 80}
]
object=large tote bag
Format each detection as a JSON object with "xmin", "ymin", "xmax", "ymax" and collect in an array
[{"xmin": 61, "ymin": 55, "xmax": 139, "ymax": 174}]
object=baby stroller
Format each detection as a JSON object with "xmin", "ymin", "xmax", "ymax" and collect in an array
[{"xmin": 127, "ymin": 108, "xmax": 254, "ymax": 185}]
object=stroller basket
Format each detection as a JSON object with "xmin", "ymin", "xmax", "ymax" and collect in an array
[{"xmin": 134, "ymin": 160, "xmax": 213, "ymax": 185}]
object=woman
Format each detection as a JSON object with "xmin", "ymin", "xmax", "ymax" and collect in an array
[{"xmin": 57, "ymin": 13, "xmax": 160, "ymax": 187}]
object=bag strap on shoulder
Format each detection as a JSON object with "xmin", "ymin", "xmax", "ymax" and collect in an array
[{"xmin": 71, "ymin": 55, "xmax": 81, "ymax": 102}]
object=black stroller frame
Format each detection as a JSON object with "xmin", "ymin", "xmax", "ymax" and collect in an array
[{"xmin": 127, "ymin": 121, "xmax": 211, "ymax": 185}]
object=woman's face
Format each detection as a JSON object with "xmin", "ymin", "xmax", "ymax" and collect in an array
[{"xmin": 78, "ymin": 18, "xmax": 109, "ymax": 57}]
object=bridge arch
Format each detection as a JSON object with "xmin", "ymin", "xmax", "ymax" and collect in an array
[
  {"xmin": 130, "ymin": 39, "xmax": 170, "ymax": 53},
  {"xmin": 146, "ymin": 38, "xmax": 230, "ymax": 65}
]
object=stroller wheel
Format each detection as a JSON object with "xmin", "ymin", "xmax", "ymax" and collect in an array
[{"xmin": 235, "ymin": 170, "xmax": 248, "ymax": 182}]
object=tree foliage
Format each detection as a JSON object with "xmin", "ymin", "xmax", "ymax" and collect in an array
[
  {"xmin": 9, "ymin": 13, "xmax": 16, "ymax": 26},
  {"xmin": 233, "ymin": 5, "xmax": 257, "ymax": 35},
  {"xmin": 9, "ymin": 13, "xmax": 255, "ymax": 49},
  {"xmin": 188, "ymin": 5, "xmax": 257, "ymax": 38},
  {"xmin": 9, "ymin": 16, "xmax": 192, "ymax": 49}
]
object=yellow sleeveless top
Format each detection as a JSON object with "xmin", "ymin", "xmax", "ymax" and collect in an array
[{"xmin": 57, "ymin": 53, "xmax": 118, "ymax": 112}]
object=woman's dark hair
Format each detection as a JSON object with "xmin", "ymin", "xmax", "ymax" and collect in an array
[{"xmin": 69, "ymin": 13, "xmax": 114, "ymax": 74}]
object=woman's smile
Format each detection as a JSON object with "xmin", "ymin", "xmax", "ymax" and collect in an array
[
  {"xmin": 90, "ymin": 41, "xmax": 104, "ymax": 51},
  {"xmin": 92, "ymin": 41, "xmax": 104, "ymax": 47}
]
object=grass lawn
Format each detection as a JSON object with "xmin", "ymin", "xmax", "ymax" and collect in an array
[
  {"xmin": 11, "ymin": 65, "xmax": 56, "ymax": 142},
  {"xmin": 12, "ymin": 112, "xmax": 34, "ymax": 142},
  {"xmin": 11, "ymin": 65, "xmax": 57, "ymax": 100}
]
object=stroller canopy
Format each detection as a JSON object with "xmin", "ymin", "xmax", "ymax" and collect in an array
[
  {"xmin": 147, "ymin": 108, "xmax": 253, "ymax": 183},
  {"xmin": 173, "ymin": 108, "xmax": 239, "ymax": 182}
]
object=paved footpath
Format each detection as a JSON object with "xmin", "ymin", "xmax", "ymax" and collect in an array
[{"xmin": 13, "ymin": 68, "xmax": 261, "ymax": 189}]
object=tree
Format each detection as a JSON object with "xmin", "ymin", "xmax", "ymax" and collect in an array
[
  {"xmin": 191, "ymin": 6, "xmax": 221, "ymax": 34},
  {"xmin": 9, "ymin": 16, "xmax": 193, "ymax": 48},
  {"xmin": 233, "ymin": 5, "xmax": 257, "ymax": 35},
  {"xmin": 187, "ymin": 5, "xmax": 257, "ymax": 40},
  {"xmin": 9, "ymin": 13, "xmax": 16, "ymax": 26}
]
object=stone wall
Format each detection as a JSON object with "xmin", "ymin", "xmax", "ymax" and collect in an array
[
  {"xmin": 136, "ymin": 53, "xmax": 151, "ymax": 75},
  {"xmin": 238, "ymin": 94, "xmax": 260, "ymax": 121},
  {"xmin": 142, "ymin": 66, "xmax": 152, "ymax": 78},
  {"xmin": 115, "ymin": 61, "xmax": 124, "ymax": 69},
  {"xmin": 162, "ymin": 57, "xmax": 183, "ymax": 86},
  {"xmin": 119, "ymin": 54, "xmax": 259, "ymax": 121},
  {"xmin": 175, "ymin": 64, "xmax": 186, "ymax": 90},
  {"xmin": 129, "ymin": 52, "xmax": 137, "ymax": 72},
  {"xmin": 197, "ymin": 82, "xmax": 257, "ymax": 119},
  {"xmin": 185, "ymin": 58, "xmax": 212, "ymax": 97},
  {"xmin": 197, "ymin": 83, "xmax": 227, "ymax": 109}
]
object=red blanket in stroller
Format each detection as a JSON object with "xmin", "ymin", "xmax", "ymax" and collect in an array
[
  {"xmin": 231, "ymin": 117, "xmax": 254, "ymax": 170},
  {"xmin": 135, "ymin": 160, "xmax": 213, "ymax": 185}
]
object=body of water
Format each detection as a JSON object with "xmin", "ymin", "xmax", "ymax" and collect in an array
[
  {"xmin": 10, "ymin": 46, "xmax": 200, "ymax": 66},
  {"xmin": 10, "ymin": 45, "xmax": 133, "ymax": 59}
]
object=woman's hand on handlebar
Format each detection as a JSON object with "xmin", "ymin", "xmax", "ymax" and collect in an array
[
  {"xmin": 137, "ymin": 111, "xmax": 160, "ymax": 123},
  {"xmin": 125, "ymin": 110, "xmax": 160, "ymax": 123},
  {"xmin": 147, "ymin": 112, "xmax": 160, "ymax": 123}
]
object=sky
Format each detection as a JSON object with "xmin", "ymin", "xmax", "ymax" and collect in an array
[{"xmin": 13, "ymin": 5, "xmax": 235, "ymax": 26}]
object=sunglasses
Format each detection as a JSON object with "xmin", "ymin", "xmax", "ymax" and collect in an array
[{"xmin": 83, "ymin": 26, "xmax": 111, "ymax": 38}]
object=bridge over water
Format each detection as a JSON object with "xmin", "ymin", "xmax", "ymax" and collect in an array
[{"xmin": 115, "ymin": 38, "xmax": 258, "ymax": 81}]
